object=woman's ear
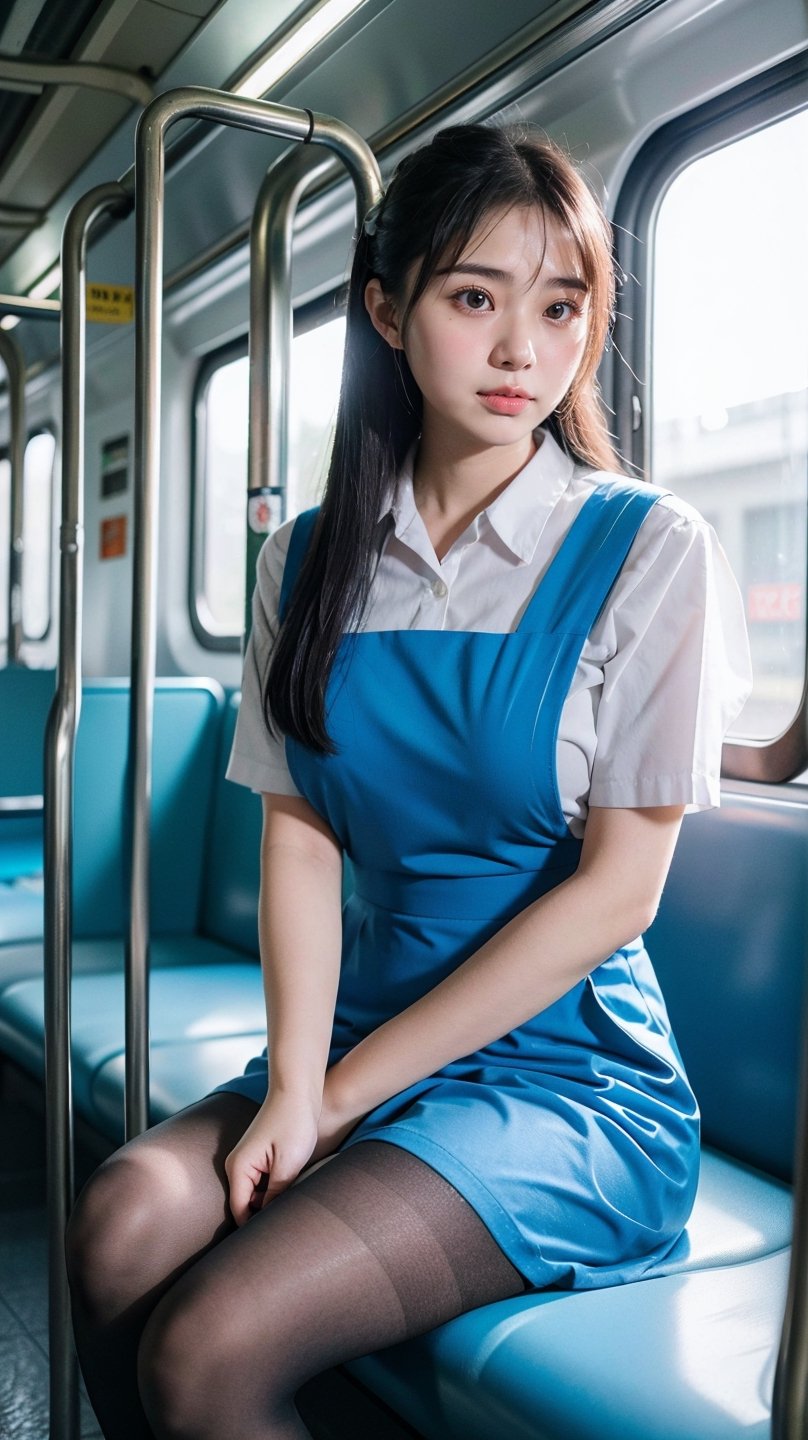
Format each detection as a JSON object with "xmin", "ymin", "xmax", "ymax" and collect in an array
[{"xmin": 364, "ymin": 278, "xmax": 405, "ymax": 351}]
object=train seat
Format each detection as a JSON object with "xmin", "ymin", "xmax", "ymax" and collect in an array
[
  {"xmin": 0, "ymin": 665, "xmax": 55, "ymax": 882},
  {"xmin": 340, "ymin": 793, "xmax": 802, "ymax": 1439},
  {"xmin": 90, "ymin": 1033, "xmax": 267, "ymax": 1140},
  {"xmin": 0, "ymin": 688, "xmax": 799, "ymax": 1437},
  {"xmin": 0, "ymin": 677, "xmax": 226, "ymax": 948},
  {"xmin": 346, "ymin": 1245, "xmax": 787, "ymax": 1440},
  {"xmin": 0, "ymin": 687, "xmax": 267, "ymax": 1138},
  {"xmin": 0, "ymin": 962, "xmax": 265, "ymax": 1121},
  {"xmin": 0, "ymin": 873, "xmax": 43, "ymax": 944}
]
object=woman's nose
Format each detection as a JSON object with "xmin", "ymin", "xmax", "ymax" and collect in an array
[{"xmin": 489, "ymin": 323, "xmax": 536, "ymax": 371}]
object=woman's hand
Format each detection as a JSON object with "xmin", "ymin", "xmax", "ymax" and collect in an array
[{"xmin": 225, "ymin": 1090, "xmax": 321, "ymax": 1225}]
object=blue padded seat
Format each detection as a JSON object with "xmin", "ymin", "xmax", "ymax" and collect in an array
[
  {"xmin": 71, "ymin": 679, "xmax": 225, "ymax": 938},
  {"xmin": 0, "ymin": 818, "xmax": 43, "ymax": 882},
  {"xmin": 200, "ymin": 694, "xmax": 262, "ymax": 957},
  {"xmin": 0, "ymin": 962, "xmax": 265, "ymax": 1125},
  {"xmin": 338, "ymin": 793, "xmax": 802, "ymax": 1438},
  {"xmin": 0, "ymin": 874, "xmax": 43, "ymax": 943},
  {"xmin": 0, "ymin": 665, "xmax": 55, "ymax": 881},
  {"xmin": 0, "ymin": 678, "xmax": 225, "ymax": 947},
  {"xmin": 0, "ymin": 934, "xmax": 254, "ymax": 1000},
  {"xmin": 91, "ymin": 1033, "xmax": 267, "ymax": 1140},
  {"xmin": 347, "ymin": 1246, "xmax": 788, "ymax": 1440},
  {"xmin": 0, "ymin": 685, "xmax": 269, "ymax": 1146},
  {"xmin": 645, "ymin": 793, "xmax": 808, "ymax": 1182}
]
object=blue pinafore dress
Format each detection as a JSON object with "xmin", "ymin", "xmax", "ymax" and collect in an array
[{"xmin": 220, "ymin": 477, "xmax": 700, "ymax": 1291}]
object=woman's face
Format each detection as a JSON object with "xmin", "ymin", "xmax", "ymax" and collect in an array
[{"xmin": 367, "ymin": 204, "xmax": 590, "ymax": 462}]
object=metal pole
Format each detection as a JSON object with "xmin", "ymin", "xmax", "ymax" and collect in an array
[
  {"xmin": 0, "ymin": 294, "xmax": 61, "ymax": 319},
  {"xmin": 43, "ymin": 180, "xmax": 131, "ymax": 1440},
  {"xmin": 246, "ymin": 148, "xmax": 331, "ymax": 638},
  {"xmin": 0, "ymin": 54, "xmax": 153, "ymax": 108},
  {"xmin": 245, "ymin": 143, "xmax": 381, "ymax": 633},
  {"xmin": 772, "ymin": 943, "xmax": 808, "ymax": 1437},
  {"xmin": 254, "ymin": 144, "xmax": 380, "ymax": 506},
  {"xmin": 129, "ymin": 86, "xmax": 379, "ymax": 1140},
  {"xmin": 250, "ymin": 148, "xmax": 330, "ymax": 513},
  {"xmin": 0, "ymin": 328, "xmax": 26, "ymax": 664}
]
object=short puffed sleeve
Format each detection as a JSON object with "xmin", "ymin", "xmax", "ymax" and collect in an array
[
  {"xmin": 225, "ymin": 519, "xmax": 302, "ymax": 797},
  {"xmin": 586, "ymin": 496, "xmax": 753, "ymax": 811}
]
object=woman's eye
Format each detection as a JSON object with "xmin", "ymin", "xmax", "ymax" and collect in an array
[
  {"xmin": 546, "ymin": 300, "xmax": 580, "ymax": 323},
  {"xmin": 454, "ymin": 288, "xmax": 492, "ymax": 311}
]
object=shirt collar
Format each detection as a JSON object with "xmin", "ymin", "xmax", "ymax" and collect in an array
[{"xmin": 376, "ymin": 428, "xmax": 576, "ymax": 564}]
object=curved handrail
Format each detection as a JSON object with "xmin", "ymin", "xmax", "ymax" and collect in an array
[
  {"xmin": 128, "ymin": 86, "xmax": 380, "ymax": 1140},
  {"xmin": 43, "ymin": 179, "xmax": 132, "ymax": 1440},
  {"xmin": 245, "ymin": 142, "xmax": 382, "ymax": 630},
  {"xmin": 0, "ymin": 327, "xmax": 26, "ymax": 664},
  {"xmin": 0, "ymin": 53, "xmax": 153, "ymax": 108}
]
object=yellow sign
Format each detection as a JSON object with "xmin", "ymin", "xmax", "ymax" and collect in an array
[{"xmin": 86, "ymin": 283, "xmax": 134, "ymax": 324}]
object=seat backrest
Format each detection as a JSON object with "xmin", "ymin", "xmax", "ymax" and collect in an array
[
  {"xmin": 200, "ymin": 695, "xmax": 262, "ymax": 957},
  {"xmin": 73, "ymin": 679, "xmax": 224, "ymax": 936},
  {"xmin": 0, "ymin": 666, "xmax": 55, "ymax": 880},
  {"xmin": 646, "ymin": 792, "xmax": 808, "ymax": 1182},
  {"xmin": 0, "ymin": 664, "xmax": 56, "ymax": 797},
  {"xmin": 200, "ymin": 696, "xmax": 356, "ymax": 958}
]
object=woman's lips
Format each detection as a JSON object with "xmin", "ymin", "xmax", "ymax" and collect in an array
[{"xmin": 478, "ymin": 390, "xmax": 533, "ymax": 415}]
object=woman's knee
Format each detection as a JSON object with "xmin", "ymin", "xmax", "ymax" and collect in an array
[
  {"xmin": 67, "ymin": 1148, "xmax": 180, "ymax": 1323},
  {"xmin": 137, "ymin": 1281, "xmax": 237, "ymax": 1440}
]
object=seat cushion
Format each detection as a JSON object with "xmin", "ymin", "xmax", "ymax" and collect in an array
[
  {"xmin": 346, "ymin": 1244, "xmax": 788, "ymax": 1440},
  {"xmin": 0, "ymin": 958, "xmax": 265, "ymax": 1116},
  {"xmin": 0, "ymin": 933, "xmax": 250, "ymax": 997},
  {"xmin": 90, "ymin": 1033, "xmax": 267, "ymax": 1140}
]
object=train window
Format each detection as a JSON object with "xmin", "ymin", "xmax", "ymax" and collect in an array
[
  {"xmin": 0, "ymin": 454, "xmax": 8, "ymax": 646},
  {"xmin": 21, "ymin": 430, "xmax": 56, "ymax": 641},
  {"xmin": 651, "ymin": 109, "xmax": 808, "ymax": 746},
  {"xmin": 193, "ymin": 314, "xmax": 347, "ymax": 645}
]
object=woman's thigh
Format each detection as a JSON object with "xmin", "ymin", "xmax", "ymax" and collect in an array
[
  {"xmin": 67, "ymin": 1092, "xmax": 260, "ymax": 1317},
  {"xmin": 137, "ymin": 1139, "xmax": 526, "ymax": 1437}
]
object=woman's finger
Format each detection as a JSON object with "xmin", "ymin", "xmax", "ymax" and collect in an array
[{"xmin": 226, "ymin": 1152, "xmax": 267, "ymax": 1227}]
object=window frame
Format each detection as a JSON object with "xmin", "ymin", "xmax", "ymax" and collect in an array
[
  {"xmin": 21, "ymin": 424, "xmax": 56, "ymax": 644},
  {"xmin": 0, "ymin": 426, "xmax": 57, "ymax": 647},
  {"xmin": 611, "ymin": 51, "xmax": 808, "ymax": 784},
  {"xmin": 189, "ymin": 289, "xmax": 348, "ymax": 652}
]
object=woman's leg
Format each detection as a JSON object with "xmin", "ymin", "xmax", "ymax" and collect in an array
[
  {"xmin": 138, "ymin": 1140, "xmax": 528, "ymax": 1440},
  {"xmin": 66, "ymin": 1092, "xmax": 260, "ymax": 1440}
]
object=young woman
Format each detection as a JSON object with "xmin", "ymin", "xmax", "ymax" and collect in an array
[{"xmin": 67, "ymin": 123, "xmax": 752, "ymax": 1439}]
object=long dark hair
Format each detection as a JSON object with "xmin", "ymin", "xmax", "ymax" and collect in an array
[{"xmin": 264, "ymin": 122, "xmax": 623, "ymax": 755}]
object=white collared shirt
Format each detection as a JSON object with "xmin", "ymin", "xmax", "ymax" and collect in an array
[{"xmin": 227, "ymin": 429, "xmax": 753, "ymax": 838}]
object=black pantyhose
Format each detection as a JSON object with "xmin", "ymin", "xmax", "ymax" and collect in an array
[{"xmin": 67, "ymin": 1094, "xmax": 527, "ymax": 1440}]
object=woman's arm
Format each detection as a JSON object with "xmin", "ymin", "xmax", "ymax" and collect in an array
[
  {"xmin": 322, "ymin": 804, "xmax": 685, "ymax": 1128},
  {"xmin": 225, "ymin": 791, "xmax": 343, "ymax": 1220}
]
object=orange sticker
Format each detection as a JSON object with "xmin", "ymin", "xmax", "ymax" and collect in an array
[{"xmin": 100, "ymin": 515, "xmax": 127, "ymax": 560}]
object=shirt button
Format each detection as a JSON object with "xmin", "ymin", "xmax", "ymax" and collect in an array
[{"xmin": 432, "ymin": 579, "xmax": 448, "ymax": 598}]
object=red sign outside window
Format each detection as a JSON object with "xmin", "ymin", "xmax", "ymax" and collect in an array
[{"xmin": 747, "ymin": 583, "xmax": 803, "ymax": 622}]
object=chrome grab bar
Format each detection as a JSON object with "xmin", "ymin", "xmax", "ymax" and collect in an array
[
  {"xmin": 129, "ymin": 86, "xmax": 380, "ymax": 1140},
  {"xmin": 245, "ymin": 143, "xmax": 376, "ymax": 631},
  {"xmin": 0, "ymin": 327, "xmax": 26, "ymax": 664},
  {"xmin": 43, "ymin": 180, "xmax": 132, "ymax": 1440}
]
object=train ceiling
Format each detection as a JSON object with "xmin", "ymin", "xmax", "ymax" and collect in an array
[
  {"xmin": 0, "ymin": 0, "xmax": 672, "ymax": 369},
  {"xmin": 0, "ymin": 0, "xmax": 221, "ymax": 271}
]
